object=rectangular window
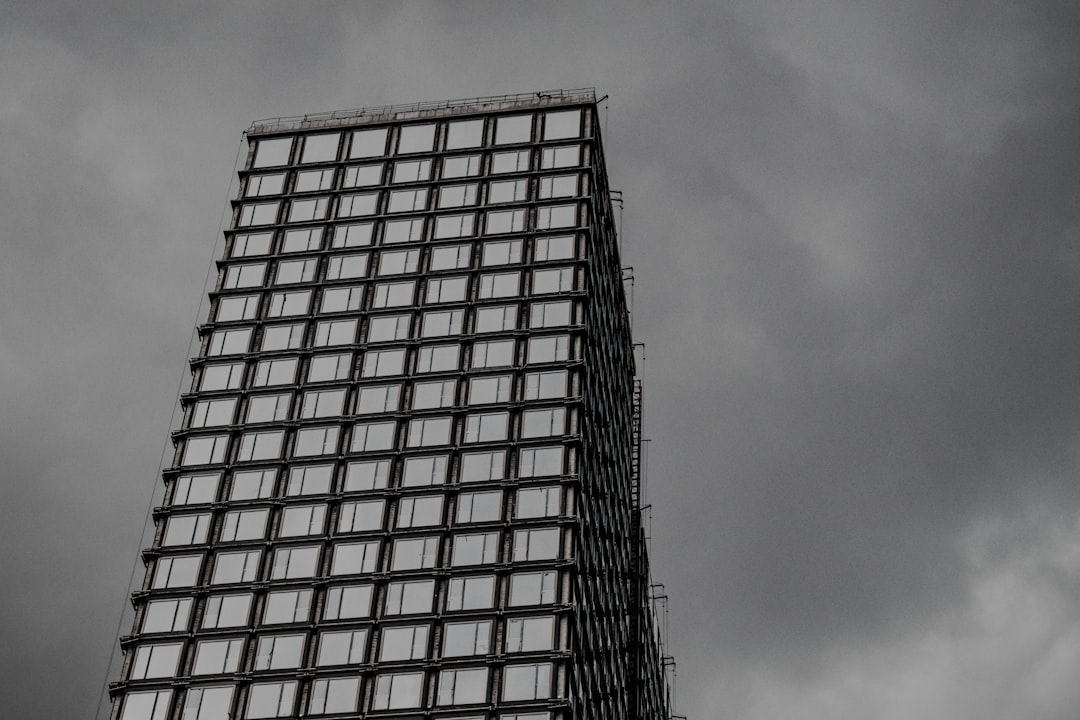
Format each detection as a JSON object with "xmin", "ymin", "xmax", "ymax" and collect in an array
[
  {"xmin": 333, "ymin": 222, "xmax": 374, "ymax": 248},
  {"xmin": 231, "ymin": 232, "xmax": 273, "ymax": 258},
  {"xmin": 254, "ymin": 634, "xmax": 305, "ymax": 670},
  {"xmin": 525, "ymin": 370, "xmax": 567, "ymax": 400},
  {"xmin": 384, "ymin": 578, "xmax": 435, "ymax": 615},
  {"xmin": 446, "ymin": 575, "xmax": 495, "ymax": 611},
  {"xmin": 142, "ymin": 597, "xmax": 193, "ymax": 633},
  {"xmin": 207, "ymin": 328, "xmax": 251, "ymax": 356},
  {"xmin": 337, "ymin": 192, "xmax": 378, "ymax": 218},
  {"xmin": 502, "ymin": 663, "xmax": 552, "ymax": 702},
  {"xmin": 402, "ymin": 455, "xmax": 448, "ymax": 487},
  {"xmin": 457, "ymin": 491, "xmax": 502, "ymax": 523},
  {"xmin": 368, "ymin": 313, "xmax": 411, "ymax": 342},
  {"xmin": 317, "ymin": 629, "xmax": 367, "ymax": 666},
  {"xmin": 238, "ymin": 201, "xmax": 280, "ymax": 227},
  {"xmin": 269, "ymin": 545, "xmax": 320, "ymax": 580},
  {"xmin": 463, "ymin": 412, "xmax": 508, "ymax": 443},
  {"xmin": 190, "ymin": 398, "xmax": 236, "ymax": 428},
  {"xmin": 383, "ymin": 217, "xmax": 425, "ymax": 244},
  {"xmin": 508, "ymin": 570, "xmax": 558, "ymax": 606},
  {"xmin": 288, "ymin": 197, "xmax": 329, "ymax": 223},
  {"xmin": 531, "ymin": 267, "xmax": 574, "ymax": 294},
  {"xmin": 530, "ymin": 300, "xmax": 573, "ymax": 328},
  {"xmin": 294, "ymin": 426, "xmax": 340, "ymax": 457},
  {"xmin": 533, "ymin": 234, "xmax": 576, "ymax": 261},
  {"xmin": 519, "ymin": 446, "xmax": 564, "ymax": 478},
  {"xmin": 275, "ymin": 258, "xmax": 317, "ymax": 284},
  {"xmin": 326, "ymin": 253, "xmax": 368, "ymax": 280},
  {"xmin": 521, "ymin": 407, "xmax": 566, "ymax": 438},
  {"xmin": 279, "ymin": 504, "xmax": 327, "ymax": 537},
  {"xmin": 379, "ymin": 624, "xmax": 429, "ymax": 661},
  {"xmin": 323, "ymin": 584, "xmax": 373, "ymax": 620},
  {"xmin": 416, "ymin": 343, "xmax": 459, "ymax": 373},
  {"xmin": 397, "ymin": 495, "xmax": 444, "ymax": 528},
  {"xmin": 516, "ymin": 486, "xmax": 561, "ymax": 518},
  {"xmin": 342, "ymin": 163, "xmax": 382, "ymax": 188},
  {"xmin": 429, "ymin": 243, "xmax": 471, "ymax": 271},
  {"xmin": 121, "ymin": 690, "xmax": 172, "ymax": 720},
  {"xmin": 536, "ymin": 204, "xmax": 577, "ymax": 230},
  {"xmin": 253, "ymin": 137, "xmax": 292, "ymax": 167},
  {"xmin": 495, "ymin": 114, "xmax": 532, "ymax": 144},
  {"xmin": 246, "ymin": 681, "xmax": 296, "ymax": 719},
  {"xmin": 513, "ymin": 527, "xmax": 561, "ymax": 561},
  {"xmin": 538, "ymin": 173, "xmax": 579, "ymax": 199},
  {"xmin": 173, "ymin": 473, "xmax": 220, "ymax": 505},
  {"xmin": 216, "ymin": 294, "xmax": 259, "ymax": 322},
  {"xmin": 267, "ymin": 289, "xmax": 311, "ymax": 317},
  {"xmin": 388, "ymin": 189, "xmax": 427, "ymax": 213},
  {"xmin": 392, "ymin": 158, "xmax": 431, "ymax": 183},
  {"xmin": 236, "ymin": 429, "xmax": 284, "ymax": 461},
  {"xmin": 378, "ymin": 248, "xmax": 421, "ymax": 275},
  {"xmin": 397, "ymin": 123, "xmax": 436, "ymax": 154},
  {"xmin": 484, "ymin": 209, "xmax": 525, "ymax": 234},
  {"xmin": 301, "ymin": 133, "xmax": 340, "ymax": 163},
  {"xmin": 441, "ymin": 154, "xmax": 482, "ymax": 178},
  {"xmin": 210, "ymin": 549, "xmax": 260, "ymax": 584},
  {"xmin": 487, "ymin": 179, "xmax": 528, "ymax": 204},
  {"xmin": 262, "ymin": 588, "xmax": 312, "ymax": 624},
  {"xmin": 438, "ymin": 183, "xmax": 478, "ymax": 208},
  {"xmin": 434, "ymin": 213, "xmax": 475, "ymax": 239},
  {"xmin": 371, "ymin": 672, "xmax": 423, "ymax": 711},
  {"xmin": 202, "ymin": 593, "xmax": 252, "ymax": 629},
  {"xmin": 199, "ymin": 363, "xmax": 244, "ymax": 392},
  {"xmin": 372, "ymin": 281, "xmax": 415, "ymax": 308},
  {"xmin": 544, "ymin": 109, "xmax": 581, "ymax": 140},
  {"xmin": 437, "ymin": 667, "xmax": 489, "ymax": 706},
  {"xmin": 308, "ymin": 677, "xmax": 360, "ymax": 715},
  {"xmin": 491, "ymin": 149, "xmax": 530, "ymax": 174},
  {"xmin": 475, "ymin": 305, "xmax": 517, "ymax": 333},
  {"xmin": 129, "ymin": 643, "xmax": 183, "ymax": 679},
  {"xmin": 481, "ymin": 238, "xmax": 523, "ymax": 266},
  {"xmin": 460, "ymin": 450, "xmax": 506, "ymax": 483},
  {"xmin": 412, "ymin": 379, "xmax": 456, "ymax": 410},
  {"xmin": 406, "ymin": 416, "xmax": 452, "ymax": 447},
  {"xmin": 181, "ymin": 435, "xmax": 228, "ymax": 466},
  {"xmin": 350, "ymin": 421, "xmax": 396, "ymax": 452},
  {"xmin": 219, "ymin": 508, "xmax": 268, "ymax": 541},
  {"xmin": 261, "ymin": 323, "xmax": 305, "ymax": 351},
  {"xmin": 442, "ymin": 620, "xmax": 492, "ymax": 657},
  {"xmin": 451, "ymin": 532, "xmax": 499, "ymax": 565},
  {"xmin": 540, "ymin": 144, "xmax": 580, "ymax": 169},
  {"xmin": 180, "ymin": 686, "xmax": 234, "ymax": 720},
  {"xmin": 162, "ymin": 514, "xmax": 211, "ymax": 546},
  {"xmin": 446, "ymin": 118, "xmax": 484, "ymax": 149},
  {"xmin": 286, "ymin": 465, "xmax": 332, "ymax": 496},
  {"xmin": 420, "ymin": 309, "xmax": 464, "ymax": 338},
  {"xmin": 338, "ymin": 499, "xmax": 385, "ymax": 532},
  {"xmin": 471, "ymin": 340, "xmax": 515, "ymax": 369},
  {"xmin": 467, "ymin": 375, "xmax": 512, "ymax": 405},
  {"xmin": 314, "ymin": 318, "xmax": 358, "ymax": 346},
  {"xmin": 300, "ymin": 388, "xmax": 345, "ymax": 419},
  {"xmin": 344, "ymin": 459, "xmax": 391, "ymax": 491},
  {"xmin": 320, "ymin": 285, "xmax": 363, "ymax": 313},
  {"xmin": 253, "ymin": 357, "xmax": 298, "ymax": 386},
  {"xmin": 349, "ymin": 128, "xmax": 387, "ymax": 159},
  {"xmin": 355, "ymin": 384, "xmax": 401, "ymax": 414},
  {"xmin": 294, "ymin": 168, "xmax": 334, "ymax": 193},
  {"xmin": 151, "ymin": 555, "xmax": 201, "ymax": 589},
  {"xmin": 426, "ymin": 276, "xmax": 468, "ymax": 303},
  {"xmin": 230, "ymin": 469, "xmax": 276, "ymax": 500}
]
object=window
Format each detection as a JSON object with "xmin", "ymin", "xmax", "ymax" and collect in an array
[
  {"xmin": 339, "ymin": 186, "xmax": 384, "ymax": 215},
  {"xmin": 190, "ymin": 397, "xmax": 236, "ymax": 428},
  {"xmin": 191, "ymin": 638, "xmax": 243, "ymax": 675},
  {"xmin": 129, "ymin": 643, "xmax": 182, "ymax": 679},
  {"xmin": 541, "ymin": 143, "xmax": 580, "ymax": 169},
  {"xmin": 142, "ymin": 598, "xmax": 192, "ymax": 633},
  {"xmin": 247, "ymin": 138, "xmax": 290, "ymax": 168},
  {"xmin": 300, "ymin": 388, "xmax": 346, "ymax": 418},
  {"xmin": 162, "ymin": 514, "xmax": 211, "ymax": 546},
  {"xmin": 173, "ymin": 473, "xmax": 220, "ymax": 505},
  {"xmin": 468, "ymin": 375, "xmax": 512, "ymax": 405},
  {"xmin": 269, "ymin": 545, "xmax": 320, "ymax": 580},
  {"xmin": 536, "ymin": 204, "xmax": 577, "ymax": 230},
  {"xmin": 516, "ymin": 485, "xmax": 561, "ymax": 518},
  {"xmin": 333, "ymin": 222, "xmax": 374, "ymax": 248},
  {"xmin": 301, "ymin": 133, "xmax": 340, "ymax": 163},
  {"xmin": 491, "ymin": 149, "xmax": 531, "ymax": 174},
  {"xmin": 416, "ymin": 343, "xmax": 459, "ymax": 373},
  {"xmin": 267, "ymin": 290, "xmax": 310, "ymax": 317},
  {"xmin": 275, "ymin": 258, "xmax": 317, "ymax": 284},
  {"xmin": 464, "ymin": 412, "xmax": 508, "ymax": 443},
  {"xmin": 508, "ymin": 571, "xmax": 558, "ymax": 606},
  {"xmin": 446, "ymin": 575, "xmax": 495, "ymax": 611},
  {"xmin": 238, "ymin": 202, "xmax": 280, "ymax": 226},
  {"xmin": 246, "ymin": 393, "xmax": 291, "ymax": 423},
  {"xmin": 397, "ymin": 123, "xmax": 436, "ymax": 154},
  {"xmin": 324, "ymin": 584, "xmax": 373, "ymax": 620},
  {"xmin": 350, "ymin": 421, "xmax": 396, "ymax": 452},
  {"xmin": 506, "ymin": 616, "xmax": 555, "ymax": 653},
  {"xmin": 181, "ymin": 686, "xmax": 235, "ymax": 720},
  {"xmin": 368, "ymin": 314, "xmax": 411, "ymax": 342},
  {"xmin": 538, "ymin": 174, "xmax": 579, "ymax": 199},
  {"xmin": 294, "ymin": 426, "xmax": 339, "ymax": 456},
  {"xmin": 288, "ymin": 197, "xmax": 329, "ymax": 223},
  {"xmin": 402, "ymin": 455, "xmax": 448, "ymax": 486},
  {"xmin": 471, "ymin": 340, "xmax": 515, "ymax": 369},
  {"xmin": 317, "ymin": 629, "xmax": 367, "ymax": 666},
  {"xmin": 230, "ymin": 468, "xmax": 275, "ymax": 500},
  {"xmin": 182, "ymin": 435, "xmax": 228, "ymax": 466},
  {"xmin": 429, "ymin": 243, "xmax": 471, "ymax": 271},
  {"xmin": 236, "ymin": 430, "xmax": 284, "ymax": 461},
  {"xmin": 531, "ymin": 267, "xmax": 574, "ymax": 294},
  {"xmin": 544, "ymin": 108, "xmax": 581, "ymax": 139},
  {"xmin": 355, "ymin": 384, "xmax": 401, "ymax": 414},
  {"xmin": 314, "ymin": 318, "xmax": 357, "ymax": 346},
  {"xmin": 392, "ymin": 159, "xmax": 431, "ymax": 183},
  {"xmin": 262, "ymin": 589, "xmax": 312, "ymax": 624},
  {"xmin": 388, "ymin": 188, "xmax": 427, "ymax": 213},
  {"xmin": 434, "ymin": 213, "xmax": 475, "ymax": 239},
  {"xmin": 383, "ymin": 218, "xmax": 425, "ymax": 244},
  {"xmin": 488, "ymin": 179, "xmax": 528, "ymax": 204},
  {"xmin": 426, "ymin": 276, "xmax": 467, "ymax": 304},
  {"xmin": 439, "ymin": 183, "xmax": 478, "ymax": 208},
  {"xmin": 503, "ymin": 663, "xmax": 552, "ymax": 701},
  {"xmin": 451, "ymin": 532, "xmax": 499, "ymax": 565},
  {"xmin": 385, "ymin": 578, "xmax": 435, "ymax": 615},
  {"xmin": 203, "ymin": 593, "xmax": 252, "ymax": 629},
  {"xmin": 286, "ymin": 465, "xmax": 333, "ymax": 496},
  {"xmin": 308, "ymin": 677, "xmax": 360, "ymax": 715},
  {"xmin": 331, "ymin": 540, "xmax": 380, "ymax": 575},
  {"xmin": 338, "ymin": 499, "xmax": 385, "ymax": 532},
  {"xmin": 442, "ymin": 154, "xmax": 482, "ymax": 178},
  {"xmin": 457, "ymin": 491, "xmax": 502, "ymax": 523},
  {"xmin": 199, "ymin": 364, "xmax": 244, "ymax": 391},
  {"xmin": 442, "ymin": 620, "xmax": 492, "ymax": 657},
  {"xmin": 119, "ymin": 690, "xmax": 172, "ymax": 720},
  {"xmin": 342, "ymin": 164, "xmax": 381, "ymax": 188},
  {"xmin": 379, "ymin": 624, "xmax": 429, "ymax": 661},
  {"xmin": 495, "ymin": 114, "xmax": 532, "ymax": 144},
  {"xmin": 446, "ymin": 118, "xmax": 484, "ymax": 149},
  {"xmin": 397, "ymin": 495, "xmax": 444, "ymax": 528},
  {"xmin": 344, "ymin": 459, "xmax": 391, "ymax": 491},
  {"xmin": 420, "ymin": 309, "xmax": 464, "ymax": 338},
  {"xmin": 246, "ymin": 681, "xmax": 296, "ymax": 719},
  {"xmin": 460, "ymin": 450, "xmax": 506, "ymax": 483},
  {"xmin": 254, "ymin": 634, "xmax": 305, "ymax": 670},
  {"xmin": 223, "ymin": 262, "xmax": 268, "ymax": 289},
  {"xmin": 211, "ymin": 549, "xmax": 260, "ymax": 584},
  {"xmin": 521, "ymin": 407, "xmax": 565, "ymax": 438},
  {"xmin": 519, "ymin": 446, "xmax": 564, "ymax": 478},
  {"xmin": 349, "ymin": 128, "xmax": 387, "ymax": 159},
  {"xmin": 412, "ymin": 379, "xmax": 456, "ymax": 410},
  {"xmin": 482, "ymin": 238, "xmax": 523, "ymax": 266},
  {"xmin": 253, "ymin": 357, "xmax": 297, "ymax": 386},
  {"xmin": 391, "ymin": 536, "xmax": 440, "ymax": 570},
  {"xmin": 261, "ymin": 323, "xmax": 305, "ymax": 351},
  {"xmin": 294, "ymin": 169, "xmax": 334, "ymax": 193},
  {"xmin": 533, "ymin": 235, "xmax": 576, "ymax": 261},
  {"xmin": 485, "ymin": 209, "xmax": 525, "ymax": 234},
  {"xmin": 279, "ymin": 504, "xmax": 327, "ymax": 537},
  {"xmin": 216, "ymin": 295, "xmax": 258, "ymax": 322},
  {"xmin": 378, "ymin": 248, "xmax": 421, "ymax": 275},
  {"xmin": 525, "ymin": 370, "xmax": 566, "ymax": 400},
  {"xmin": 326, "ymin": 253, "xmax": 368, "ymax": 280},
  {"xmin": 437, "ymin": 667, "xmax": 489, "ymax": 705},
  {"xmin": 246, "ymin": 173, "xmax": 286, "ymax": 197},
  {"xmin": 372, "ymin": 281, "xmax": 414, "ymax": 308},
  {"xmin": 530, "ymin": 300, "xmax": 572, "ymax": 328},
  {"xmin": 231, "ymin": 232, "xmax": 273, "ymax": 257},
  {"xmin": 220, "ymin": 508, "xmax": 268, "ymax": 541},
  {"xmin": 207, "ymin": 328, "xmax": 251, "ymax": 356},
  {"xmin": 475, "ymin": 305, "xmax": 517, "ymax": 333},
  {"xmin": 309, "ymin": 353, "xmax": 352, "ymax": 383},
  {"xmin": 513, "ymin": 528, "xmax": 560, "ymax": 561},
  {"xmin": 371, "ymin": 672, "xmax": 424, "ymax": 710}
]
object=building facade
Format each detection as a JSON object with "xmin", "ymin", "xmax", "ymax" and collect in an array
[{"xmin": 109, "ymin": 89, "xmax": 672, "ymax": 720}]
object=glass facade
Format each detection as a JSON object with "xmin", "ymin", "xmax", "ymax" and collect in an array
[{"xmin": 109, "ymin": 90, "xmax": 672, "ymax": 720}]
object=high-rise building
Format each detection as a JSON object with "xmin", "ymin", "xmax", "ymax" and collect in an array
[{"xmin": 108, "ymin": 89, "xmax": 674, "ymax": 720}]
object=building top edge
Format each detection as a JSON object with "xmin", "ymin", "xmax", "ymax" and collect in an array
[{"xmin": 248, "ymin": 88, "xmax": 598, "ymax": 136}]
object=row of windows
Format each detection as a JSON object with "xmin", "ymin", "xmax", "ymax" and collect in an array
[
  {"xmin": 161, "ymin": 485, "xmax": 564, "ymax": 547},
  {"xmin": 214, "ymin": 268, "xmax": 579, "ymax": 324},
  {"xmin": 249, "ymin": 108, "xmax": 585, "ymax": 169},
  {"xmin": 169, "ymin": 446, "xmax": 568, "ymax": 507}
]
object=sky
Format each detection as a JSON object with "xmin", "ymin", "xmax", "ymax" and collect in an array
[{"xmin": 1, "ymin": 1, "xmax": 1079, "ymax": 719}]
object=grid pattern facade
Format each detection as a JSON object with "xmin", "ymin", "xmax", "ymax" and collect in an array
[{"xmin": 109, "ymin": 92, "xmax": 671, "ymax": 720}]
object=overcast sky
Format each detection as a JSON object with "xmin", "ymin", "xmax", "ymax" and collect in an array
[{"xmin": 2, "ymin": 2, "xmax": 1079, "ymax": 719}]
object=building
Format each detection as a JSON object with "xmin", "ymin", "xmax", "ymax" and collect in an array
[{"xmin": 108, "ymin": 89, "xmax": 674, "ymax": 720}]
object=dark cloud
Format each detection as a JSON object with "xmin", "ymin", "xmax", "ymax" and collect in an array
[{"xmin": 2, "ymin": 2, "xmax": 1079, "ymax": 719}]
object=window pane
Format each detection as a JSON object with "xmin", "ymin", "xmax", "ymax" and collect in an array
[{"xmin": 253, "ymin": 137, "xmax": 291, "ymax": 168}]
